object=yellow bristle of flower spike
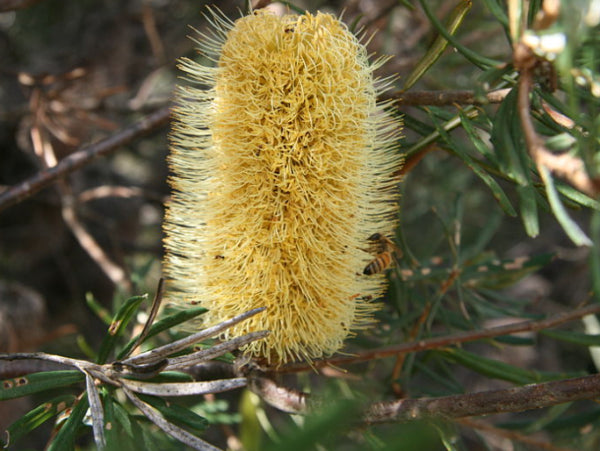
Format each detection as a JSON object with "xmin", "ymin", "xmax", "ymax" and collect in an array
[{"xmin": 163, "ymin": 9, "xmax": 402, "ymax": 365}]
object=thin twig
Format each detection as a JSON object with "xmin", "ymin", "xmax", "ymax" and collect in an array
[
  {"xmin": 390, "ymin": 88, "xmax": 511, "ymax": 106},
  {"xmin": 0, "ymin": 105, "xmax": 171, "ymax": 213},
  {"xmin": 123, "ymin": 307, "xmax": 266, "ymax": 366},
  {"xmin": 121, "ymin": 278, "xmax": 164, "ymax": 360},
  {"xmin": 27, "ymin": 98, "xmax": 132, "ymax": 289},
  {"xmin": 77, "ymin": 186, "xmax": 165, "ymax": 204},
  {"xmin": 61, "ymin": 188, "xmax": 131, "ymax": 289},
  {"xmin": 280, "ymin": 303, "xmax": 600, "ymax": 373}
]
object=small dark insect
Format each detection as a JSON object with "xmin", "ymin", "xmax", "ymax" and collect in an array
[{"xmin": 363, "ymin": 233, "xmax": 401, "ymax": 275}]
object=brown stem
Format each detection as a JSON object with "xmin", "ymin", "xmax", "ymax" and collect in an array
[
  {"xmin": 387, "ymin": 89, "xmax": 510, "ymax": 106},
  {"xmin": 515, "ymin": 43, "xmax": 600, "ymax": 197},
  {"xmin": 364, "ymin": 372, "xmax": 600, "ymax": 423},
  {"xmin": 280, "ymin": 303, "xmax": 600, "ymax": 373},
  {"xmin": 0, "ymin": 106, "xmax": 171, "ymax": 213}
]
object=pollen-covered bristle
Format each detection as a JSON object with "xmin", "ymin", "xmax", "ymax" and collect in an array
[{"xmin": 163, "ymin": 9, "xmax": 402, "ymax": 365}]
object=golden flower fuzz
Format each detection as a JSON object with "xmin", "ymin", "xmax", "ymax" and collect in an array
[{"xmin": 163, "ymin": 9, "xmax": 402, "ymax": 364}]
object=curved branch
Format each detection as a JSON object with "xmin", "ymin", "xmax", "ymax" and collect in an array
[{"xmin": 0, "ymin": 105, "xmax": 171, "ymax": 213}]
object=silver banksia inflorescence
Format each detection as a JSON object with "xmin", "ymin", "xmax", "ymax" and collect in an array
[{"xmin": 163, "ymin": 8, "xmax": 402, "ymax": 364}]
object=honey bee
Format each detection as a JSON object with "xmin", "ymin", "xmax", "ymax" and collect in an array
[{"xmin": 363, "ymin": 233, "xmax": 401, "ymax": 275}]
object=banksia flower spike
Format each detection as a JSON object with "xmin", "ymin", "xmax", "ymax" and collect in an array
[{"xmin": 163, "ymin": 8, "xmax": 402, "ymax": 365}]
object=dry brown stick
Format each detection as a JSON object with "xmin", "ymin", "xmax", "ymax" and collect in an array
[
  {"xmin": 395, "ymin": 143, "xmax": 439, "ymax": 177},
  {"xmin": 0, "ymin": 0, "xmax": 44, "ymax": 11},
  {"xmin": 77, "ymin": 186, "xmax": 165, "ymax": 204},
  {"xmin": 280, "ymin": 302, "xmax": 600, "ymax": 373},
  {"xmin": 0, "ymin": 105, "xmax": 171, "ymax": 213},
  {"xmin": 27, "ymin": 101, "xmax": 133, "ymax": 290},
  {"xmin": 61, "ymin": 189, "xmax": 132, "ymax": 289},
  {"xmin": 364, "ymin": 372, "xmax": 600, "ymax": 423},
  {"xmin": 391, "ymin": 88, "xmax": 511, "ymax": 106}
]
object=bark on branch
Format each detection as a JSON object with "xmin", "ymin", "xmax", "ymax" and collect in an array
[{"xmin": 0, "ymin": 106, "xmax": 171, "ymax": 213}]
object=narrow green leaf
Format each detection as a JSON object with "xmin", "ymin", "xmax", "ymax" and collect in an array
[
  {"xmin": 517, "ymin": 185, "xmax": 540, "ymax": 237},
  {"xmin": 556, "ymin": 182, "xmax": 600, "ymax": 211},
  {"xmin": 4, "ymin": 395, "xmax": 75, "ymax": 447},
  {"xmin": 429, "ymin": 109, "xmax": 516, "ymax": 216},
  {"xmin": 278, "ymin": 1, "xmax": 305, "ymax": 14},
  {"xmin": 403, "ymin": 0, "xmax": 472, "ymax": 90},
  {"xmin": 490, "ymin": 88, "xmax": 530, "ymax": 185},
  {"xmin": 86, "ymin": 292, "xmax": 112, "ymax": 325},
  {"xmin": 265, "ymin": 399, "xmax": 361, "ymax": 451},
  {"xmin": 419, "ymin": 0, "xmax": 501, "ymax": 69},
  {"xmin": 494, "ymin": 335, "xmax": 536, "ymax": 346},
  {"xmin": 402, "ymin": 113, "xmax": 436, "ymax": 137},
  {"xmin": 0, "ymin": 371, "xmax": 84, "ymax": 401},
  {"xmin": 117, "ymin": 306, "xmax": 208, "ymax": 360},
  {"xmin": 541, "ymin": 330, "xmax": 600, "ymax": 346},
  {"xmin": 443, "ymin": 348, "xmax": 542, "ymax": 384},
  {"xmin": 481, "ymin": 0, "xmax": 509, "ymax": 28},
  {"xmin": 47, "ymin": 393, "xmax": 89, "ymax": 451},
  {"xmin": 240, "ymin": 390, "xmax": 263, "ymax": 451},
  {"xmin": 138, "ymin": 394, "xmax": 209, "ymax": 432},
  {"xmin": 97, "ymin": 294, "xmax": 148, "ymax": 364},
  {"xmin": 104, "ymin": 393, "xmax": 141, "ymax": 451},
  {"xmin": 539, "ymin": 165, "xmax": 593, "ymax": 246},
  {"xmin": 458, "ymin": 108, "xmax": 498, "ymax": 165},
  {"xmin": 112, "ymin": 397, "xmax": 135, "ymax": 438}
]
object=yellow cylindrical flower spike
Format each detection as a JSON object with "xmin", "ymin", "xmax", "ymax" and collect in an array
[{"xmin": 164, "ymin": 9, "xmax": 402, "ymax": 365}]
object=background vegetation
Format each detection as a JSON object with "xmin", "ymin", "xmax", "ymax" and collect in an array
[{"xmin": 2, "ymin": 0, "xmax": 600, "ymax": 449}]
